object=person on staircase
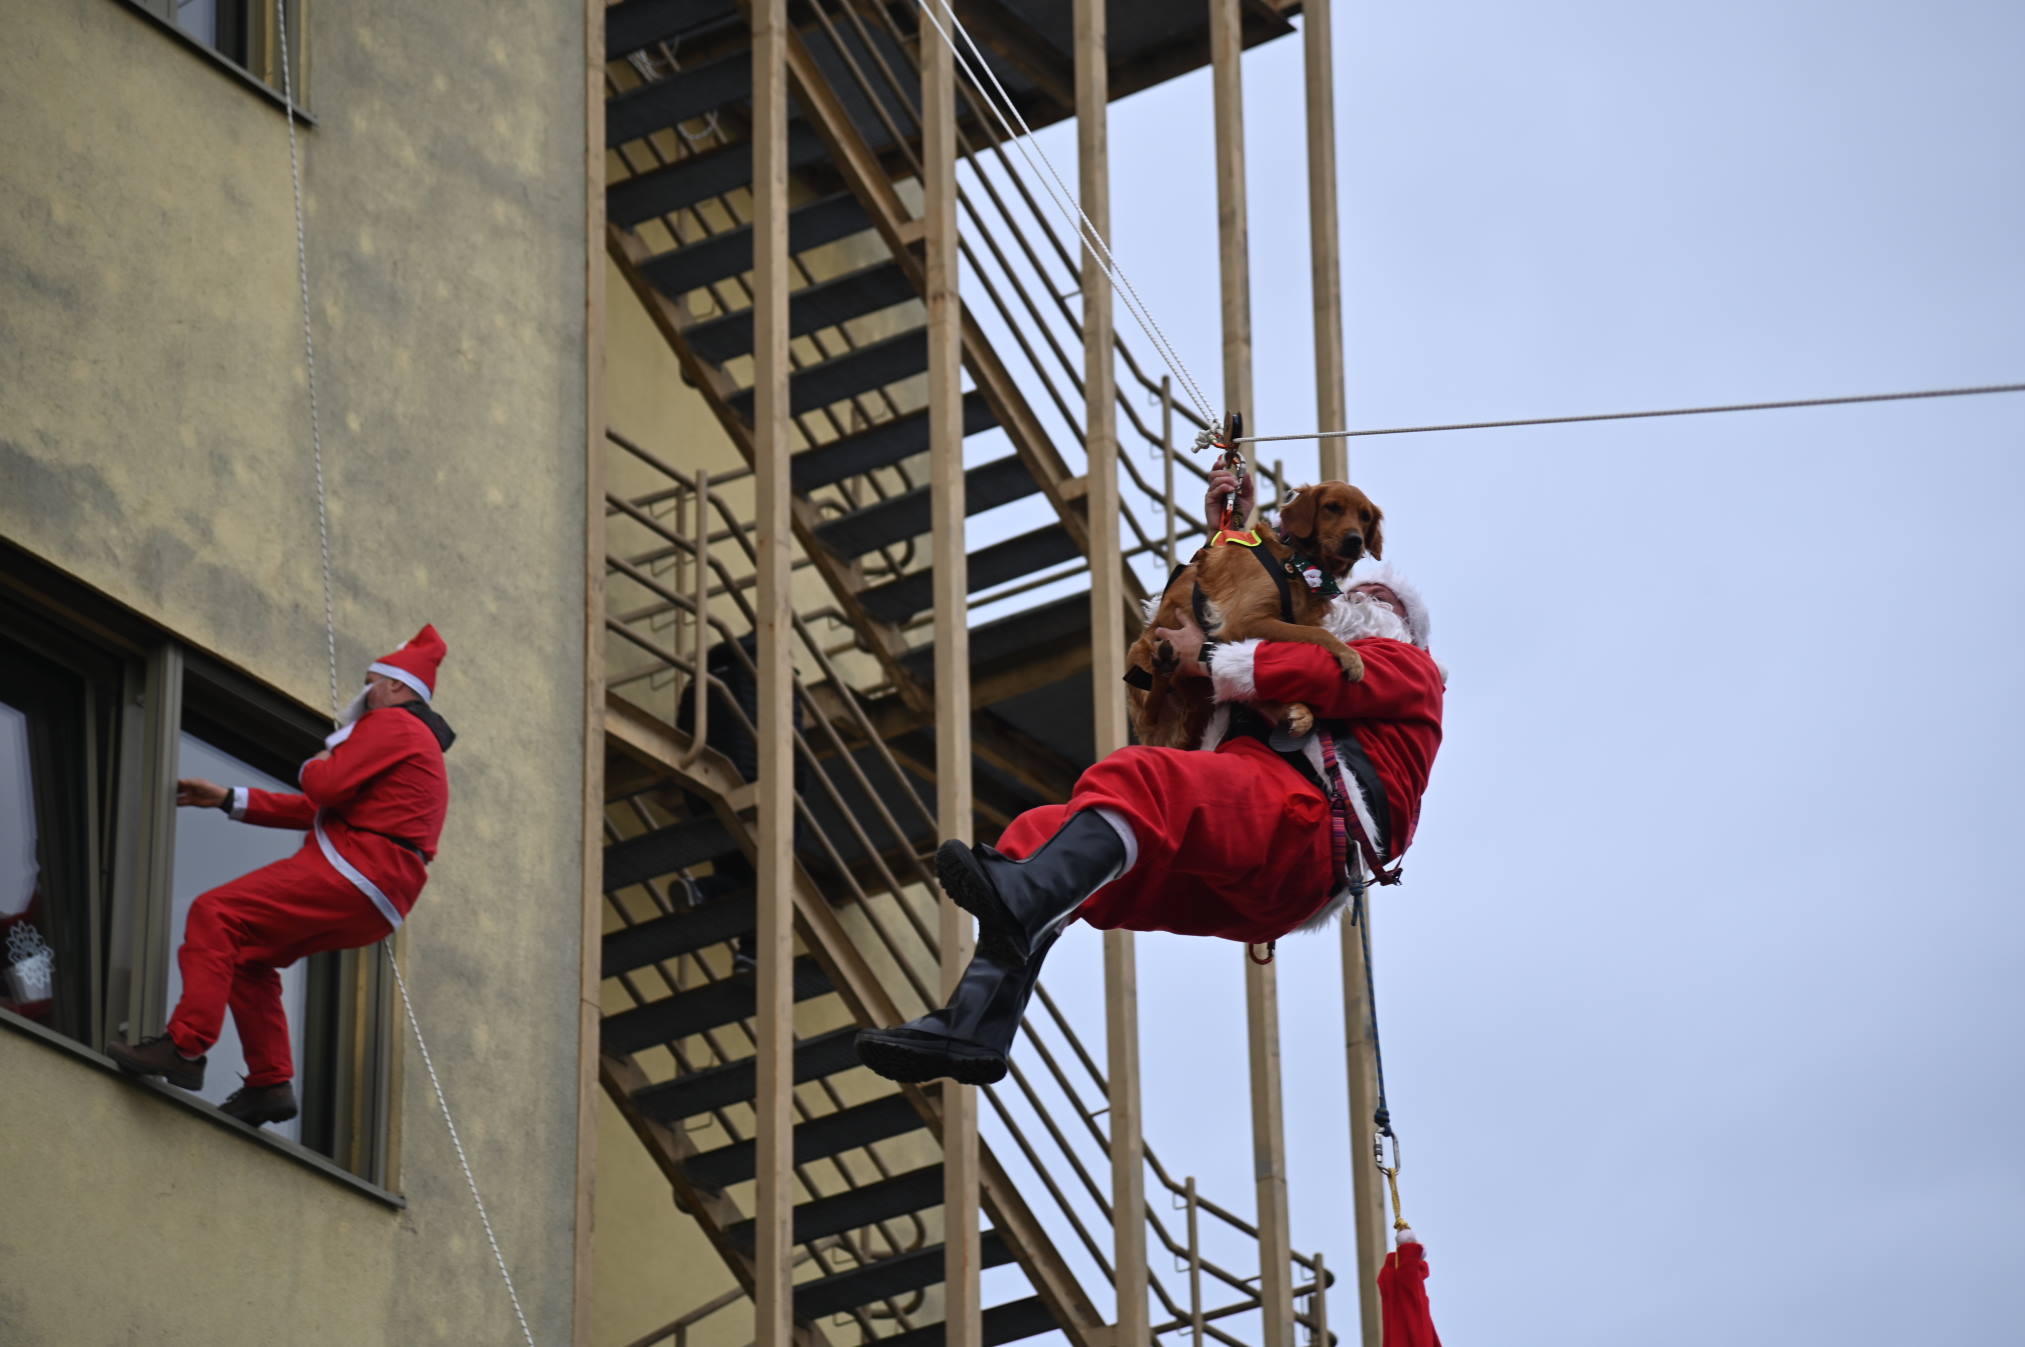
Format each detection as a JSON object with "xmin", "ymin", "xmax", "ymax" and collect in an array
[
  {"xmin": 108, "ymin": 625, "xmax": 455, "ymax": 1126},
  {"xmin": 855, "ymin": 475, "xmax": 1444, "ymax": 1086}
]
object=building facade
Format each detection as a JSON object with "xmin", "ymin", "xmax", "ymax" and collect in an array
[{"xmin": 1, "ymin": 2, "xmax": 595, "ymax": 1343}]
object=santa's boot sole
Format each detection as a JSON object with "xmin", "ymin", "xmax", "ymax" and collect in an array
[
  {"xmin": 854, "ymin": 1026, "xmax": 1009, "ymax": 1087},
  {"xmin": 934, "ymin": 840, "xmax": 1030, "ymax": 968}
]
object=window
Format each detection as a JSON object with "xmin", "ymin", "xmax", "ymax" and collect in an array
[
  {"xmin": 124, "ymin": 0, "xmax": 308, "ymax": 104},
  {"xmin": 0, "ymin": 545, "xmax": 390, "ymax": 1182}
]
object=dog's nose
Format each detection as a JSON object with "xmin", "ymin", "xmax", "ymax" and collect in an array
[{"xmin": 1337, "ymin": 532, "xmax": 1365, "ymax": 557}]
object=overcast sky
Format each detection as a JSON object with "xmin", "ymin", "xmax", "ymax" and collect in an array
[{"xmin": 970, "ymin": 2, "xmax": 2025, "ymax": 1343}]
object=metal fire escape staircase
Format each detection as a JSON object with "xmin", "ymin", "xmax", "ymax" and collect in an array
[{"xmin": 596, "ymin": 4, "xmax": 1330, "ymax": 1346}]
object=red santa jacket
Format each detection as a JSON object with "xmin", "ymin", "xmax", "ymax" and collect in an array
[
  {"xmin": 228, "ymin": 703, "xmax": 453, "ymax": 924},
  {"xmin": 1208, "ymin": 635, "xmax": 1444, "ymax": 913}
]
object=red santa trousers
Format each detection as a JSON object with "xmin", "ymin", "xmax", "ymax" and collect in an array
[
  {"xmin": 166, "ymin": 847, "xmax": 392, "ymax": 1086},
  {"xmin": 996, "ymin": 739, "xmax": 1336, "ymax": 944}
]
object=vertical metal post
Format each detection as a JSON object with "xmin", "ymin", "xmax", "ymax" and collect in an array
[
  {"xmin": 1079, "ymin": 2, "xmax": 1146, "ymax": 1342},
  {"xmin": 681, "ymin": 471, "xmax": 711, "ymax": 766},
  {"xmin": 1311, "ymin": 1252, "xmax": 1328, "ymax": 1347},
  {"xmin": 1162, "ymin": 376, "xmax": 1177, "ymax": 570},
  {"xmin": 1186, "ymin": 1176, "xmax": 1205, "ymax": 1347},
  {"xmin": 1305, "ymin": 0, "xmax": 1349, "ymax": 485},
  {"xmin": 1305, "ymin": 7, "xmax": 1384, "ymax": 1332},
  {"xmin": 1213, "ymin": 7, "xmax": 1293, "ymax": 1347},
  {"xmin": 751, "ymin": 3, "xmax": 795, "ymax": 1346},
  {"xmin": 925, "ymin": 15, "xmax": 981, "ymax": 1347},
  {"xmin": 574, "ymin": 0, "xmax": 608, "ymax": 1335}
]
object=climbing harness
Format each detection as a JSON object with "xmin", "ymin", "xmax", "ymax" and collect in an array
[{"xmin": 274, "ymin": 4, "xmax": 534, "ymax": 1341}]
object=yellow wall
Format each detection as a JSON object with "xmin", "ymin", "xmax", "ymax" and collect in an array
[{"xmin": 0, "ymin": 1, "xmax": 589, "ymax": 1341}]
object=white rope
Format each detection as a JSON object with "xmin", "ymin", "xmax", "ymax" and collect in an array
[
  {"xmin": 1230, "ymin": 380, "xmax": 2025, "ymax": 444},
  {"xmin": 274, "ymin": 7, "xmax": 535, "ymax": 1342},
  {"xmin": 387, "ymin": 948, "xmax": 538, "ymax": 1347},
  {"xmin": 275, "ymin": 0, "xmax": 339, "ymax": 724},
  {"xmin": 913, "ymin": 0, "xmax": 1223, "ymax": 430}
]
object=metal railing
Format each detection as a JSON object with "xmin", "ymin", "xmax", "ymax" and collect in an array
[{"xmin": 602, "ymin": 436, "xmax": 1336, "ymax": 1346}]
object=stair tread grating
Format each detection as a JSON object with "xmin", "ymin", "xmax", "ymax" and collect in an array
[
  {"xmin": 602, "ymin": 957, "xmax": 832, "ymax": 1057},
  {"xmin": 684, "ymin": 1094, "xmax": 924, "ymax": 1190},
  {"xmin": 814, "ymin": 456, "xmax": 1038, "ymax": 560},
  {"xmin": 631, "ymin": 1026, "xmax": 864, "ymax": 1122}
]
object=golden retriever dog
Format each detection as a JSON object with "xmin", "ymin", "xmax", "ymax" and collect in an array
[{"xmin": 1127, "ymin": 481, "xmax": 1384, "ymax": 747}]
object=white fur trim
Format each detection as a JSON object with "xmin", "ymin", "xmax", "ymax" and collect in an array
[
  {"xmin": 1345, "ymin": 561, "xmax": 1432, "ymax": 648},
  {"xmin": 229, "ymin": 786, "xmax": 249, "ymax": 821},
  {"xmin": 368, "ymin": 661, "xmax": 432, "ymax": 702},
  {"xmin": 1293, "ymin": 737, "xmax": 1387, "ymax": 933},
  {"xmin": 1207, "ymin": 639, "xmax": 1263, "ymax": 703},
  {"xmin": 1093, "ymin": 807, "xmax": 1139, "ymax": 876},
  {"xmin": 1396, "ymin": 1227, "xmax": 1420, "ymax": 1248},
  {"xmin": 322, "ymin": 718, "xmax": 358, "ymax": 752}
]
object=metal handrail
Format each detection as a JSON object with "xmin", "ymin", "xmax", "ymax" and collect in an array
[{"xmin": 603, "ymin": 435, "xmax": 1332, "ymax": 1342}]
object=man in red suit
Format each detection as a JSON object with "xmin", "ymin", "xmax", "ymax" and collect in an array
[
  {"xmin": 858, "ymin": 476, "xmax": 1445, "ymax": 1086},
  {"xmin": 109, "ymin": 625, "xmax": 454, "ymax": 1126}
]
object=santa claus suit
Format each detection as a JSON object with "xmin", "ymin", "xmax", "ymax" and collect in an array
[
  {"xmin": 996, "ymin": 587, "xmax": 1444, "ymax": 944},
  {"xmin": 165, "ymin": 628, "xmax": 452, "ymax": 1087}
]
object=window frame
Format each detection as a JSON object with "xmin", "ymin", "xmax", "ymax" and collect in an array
[
  {"xmin": 115, "ymin": 0, "xmax": 316, "ymax": 121},
  {"xmin": 0, "ymin": 546, "xmax": 395, "ymax": 1189}
]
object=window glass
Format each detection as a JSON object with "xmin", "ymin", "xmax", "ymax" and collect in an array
[
  {"xmin": 0, "ymin": 704, "xmax": 56, "ymax": 1023},
  {"xmin": 0, "ymin": 646, "xmax": 92, "ymax": 1042},
  {"xmin": 168, "ymin": 733, "xmax": 309, "ymax": 1142}
]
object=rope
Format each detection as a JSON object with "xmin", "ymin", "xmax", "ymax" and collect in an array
[
  {"xmin": 387, "ymin": 949, "xmax": 538, "ymax": 1346},
  {"xmin": 1353, "ymin": 885, "xmax": 1411, "ymax": 1235},
  {"xmin": 275, "ymin": 0, "xmax": 339, "ymax": 724},
  {"xmin": 275, "ymin": 7, "xmax": 533, "ymax": 1341},
  {"xmin": 1234, "ymin": 380, "xmax": 2025, "ymax": 445},
  {"xmin": 912, "ymin": 0, "xmax": 1222, "ymax": 429}
]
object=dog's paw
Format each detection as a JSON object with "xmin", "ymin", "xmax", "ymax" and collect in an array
[
  {"xmin": 1152, "ymin": 639, "xmax": 1178, "ymax": 674},
  {"xmin": 1335, "ymin": 648, "xmax": 1366, "ymax": 682},
  {"xmin": 1283, "ymin": 703, "xmax": 1315, "ymax": 737}
]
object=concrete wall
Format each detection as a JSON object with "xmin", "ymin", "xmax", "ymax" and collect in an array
[{"xmin": 0, "ymin": 1, "xmax": 588, "ymax": 1342}]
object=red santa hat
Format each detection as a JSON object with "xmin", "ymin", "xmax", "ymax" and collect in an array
[
  {"xmin": 1346, "ymin": 560, "xmax": 1433, "ymax": 650},
  {"xmin": 369, "ymin": 624, "xmax": 447, "ymax": 702}
]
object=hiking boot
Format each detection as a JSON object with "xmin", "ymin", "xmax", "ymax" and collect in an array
[
  {"xmin": 935, "ymin": 809, "xmax": 1127, "ymax": 967},
  {"xmin": 855, "ymin": 931, "xmax": 1058, "ymax": 1087},
  {"xmin": 220, "ymin": 1082, "xmax": 299, "ymax": 1127},
  {"xmin": 106, "ymin": 1034, "xmax": 206, "ymax": 1090}
]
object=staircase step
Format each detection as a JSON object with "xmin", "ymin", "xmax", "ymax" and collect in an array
[
  {"xmin": 610, "ymin": 124, "xmax": 827, "ymax": 227},
  {"xmin": 632, "ymin": 1026, "xmax": 862, "ymax": 1122},
  {"xmin": 791, "ymin": 392, "xmax": 996, "ymax": 492},
  {"xmin": 860, "ymin": 523, "xmax": 1079, "ymax": 623},
  {"xmin": 795, "ymin": 1232, "xmax": 1013, "ymax": 1320},
  {"xmin": 906, "ymin": 589, "xmax": 1090, "ymax": 685},
  {"xmin": 687, "ymin": 260, "xmax": 916, "ymax": 363},
  {"xmin": 606, "ymin": 0, "xmax": 739, "ymax": 61},
  {"xmin": 604, "ymin": 816, "xmax": 743, "ymax": 893},
  {"xmin": 602, "ymin": 957, "xmax": 832, "ymax": 1056},
  {"xmin": 728, "ymin": 329, "xmax": 926, "ymax": 420},
  {"xmin": 814, "ymin": 456, "xmax": 1038, "ymax": 559},
  {"xmin": 602, "ymin": 885, "xmax": 756, "ymax": 977},
  {"xmin": 684, "ymin": 1094, "xmax": 923, "ymax": 1190},
  {"xmin": 608, "ymin": 49, "xmax": 752, "ymax": 147},
  {"xmin": 879, "ymin": 1296, "xmax": 1059, "ymax": 1347},
  {"xmin": 639, "ymin": 193, "xmax": 870, "ymax": 297},
  {"xmin": 726, "ymin": 1164, "xmax": 943, "ymax": 1252}
]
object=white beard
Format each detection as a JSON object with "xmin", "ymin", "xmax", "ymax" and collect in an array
[
  {"xmin": 1322, "ymin": 591, "xmax": 1413, "ymax": 645},
  {"xmin": 325, "ymin": 685, "xmax": 370, "ymax": 748}
]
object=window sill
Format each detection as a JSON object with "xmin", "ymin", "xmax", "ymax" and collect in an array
[
  {"xmin": 112, "ymin": 0, "xmax": 317, "ymax": 126},
  {"xmin": 0, "ymin": 1007, "xmax": 401, "ymax": 1210}
]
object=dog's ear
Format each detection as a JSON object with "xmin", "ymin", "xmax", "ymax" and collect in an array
[
  {"xmin": 1364, "ymin": 499, "xmax": 1385, "ymax": 559},
  {"xmin": 1280, "ymin": 485, "xmax": 1318, "ymax": 541}
]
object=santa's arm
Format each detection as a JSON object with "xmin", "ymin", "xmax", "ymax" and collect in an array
[
  {"xmin": 1209, "ymin": 637, "xmax": 1442, "ymax": 721},
  {"xmin": 229, "ymin": 787, "xmax": 317, "ymax": 829},
  {"xmin": 299, "ymin": 714, "xmax": 413, "ymax": 810}
]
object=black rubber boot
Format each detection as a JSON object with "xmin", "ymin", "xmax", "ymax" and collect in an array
[
  {"xmin": 935, "ymin": 809, "xmax": 1126, "ymax": 968},
  {"xmin": 854, "ymin": 931, "xmax": 1058, "ymax": 1086},
  {"xmin": 106, "ymin": 1034, "xmax": 207, "ymax": 1090},
  {"xmin": 220, "ymin": 1082, "xmax": 299, "ymax": 1127}
]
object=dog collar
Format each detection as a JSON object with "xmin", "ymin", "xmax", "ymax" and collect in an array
[{"xmin": 1212, "ymin": 527, "xmax": 1264, "ymax": 548}]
